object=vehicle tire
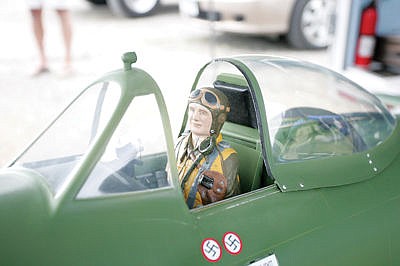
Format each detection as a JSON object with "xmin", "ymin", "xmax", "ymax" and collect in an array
[
  {"xmin": 287, "ymin": 0, "xmax": 336, "ymax": 49},
  {"xmin": 106, "ymin": 0, "xmax": 160, "ymax": 17},
  {"xmin": 86, "ymin": 0, "xmax": 106, "ymax": 5}
]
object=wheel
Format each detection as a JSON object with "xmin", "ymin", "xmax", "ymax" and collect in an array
[
  {"xmin": 86, "ymin": 0, "xmax": 106, "ymax": 5},
  {"xmin": 106, "ymin": 0, "xmax": 160, "ymax": 17},
  {"xmin": 287, "ymin": 0, "xmax": 336, "ymax": 49}
]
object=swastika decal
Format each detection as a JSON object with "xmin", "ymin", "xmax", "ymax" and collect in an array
[
  {"xmin": 223, "ymin": 232, "xmax": 242, "ymax": 255},
  {"xmin": 201, "ymin": 238, "xmax": 222, "ymax": 262}
]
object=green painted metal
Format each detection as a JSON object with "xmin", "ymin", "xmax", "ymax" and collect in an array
[{"xmin": 1, "ymin": 52, "xmax": 400, "ymax": 265}]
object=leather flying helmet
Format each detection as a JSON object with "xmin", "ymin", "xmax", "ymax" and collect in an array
[{"xmin": 188, "ymin": 87, "xmax": 230, "ymax": 136}]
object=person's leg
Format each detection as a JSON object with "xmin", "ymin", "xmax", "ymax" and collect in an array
[
  {"xmin": 30, "ymin": 8, "xmax": 49, "ymax": 74},
  {"xmin": 56, "ymin": 9, "xmax": 72, "ymax": 70}
]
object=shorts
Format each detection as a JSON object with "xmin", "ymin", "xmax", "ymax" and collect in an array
[{"xmin": 26, "ymin": 0, "xmax": 70, "ymax": 10}]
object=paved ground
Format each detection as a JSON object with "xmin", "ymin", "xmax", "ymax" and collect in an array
[{"xmin": 0, "ymin": 0, "xmax": 330, "ymax": 166}]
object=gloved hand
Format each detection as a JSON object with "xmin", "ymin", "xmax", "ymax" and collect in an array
[{"xmin": 198, "ymin": 170, "xmax": 227, "ymax": 205}]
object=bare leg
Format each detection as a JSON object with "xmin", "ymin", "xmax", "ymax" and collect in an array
[
  {"xmin": 30, "ymin": 9, "xmax": 49, "ymax": 73},
  {"xmin": 56, "ymin": 9, "xmax": 72, "ymax": 71}
]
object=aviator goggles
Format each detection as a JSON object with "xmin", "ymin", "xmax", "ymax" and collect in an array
[{"xmin": 189, "ymin": 88, "xmax": 230, "ymax": 112}]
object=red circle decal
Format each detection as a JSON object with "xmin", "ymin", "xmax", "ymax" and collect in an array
[
  {"xmin": 201, "ymin": 238, "xmax": 222, "ymax": 262},
  {"xmin": 223, "ymin": 232, "xmax": 242, "ymax": 255}
]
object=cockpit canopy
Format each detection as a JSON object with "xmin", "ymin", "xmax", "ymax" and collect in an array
[{"xmin": 191, "ymin": 55, "xmax": 396, "ymax": 191}]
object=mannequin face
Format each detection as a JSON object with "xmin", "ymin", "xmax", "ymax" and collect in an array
[{"xmin": 188, "ymin": 103, "xmax": 212, "ymax": 139}]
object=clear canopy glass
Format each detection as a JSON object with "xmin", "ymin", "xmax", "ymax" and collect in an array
[
  {"xmin": 237, "ymin": 55, "xmax": 396, "ymax": 162},
  {"xmin": 194, "ymin": 55, "xmax": 396, "ymax": 163},
  {"xmin": 12, "ymin": 81, "xmax": 121, "ymax": 195}
]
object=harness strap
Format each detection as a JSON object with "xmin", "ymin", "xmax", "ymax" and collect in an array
[
  {"xmin": 186, "ymin": 147, "xmax": 220, "ymax": 209},
  {"xmin": 180, "ymin": 154, "xmax": 203, "ymax": 191}
]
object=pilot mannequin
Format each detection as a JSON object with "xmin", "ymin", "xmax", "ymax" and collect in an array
[{"xmin": 175, "ymin": 87, "xmax": 240, "ymax": 209}]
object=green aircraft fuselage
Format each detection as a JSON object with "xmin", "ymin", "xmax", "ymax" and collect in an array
[{"xmin": 1, "ymin": 52, "xmax": 399, "ymax": 266}]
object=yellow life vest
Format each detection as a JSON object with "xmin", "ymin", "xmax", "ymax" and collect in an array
[{"xmin": 176, "ymin": 133, "xmax": 238, "ymax": 208}]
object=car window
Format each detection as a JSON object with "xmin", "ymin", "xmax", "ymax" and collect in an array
[
  {"xmin": 77, "ymin": 94, "xmax": 171, "ymax": 199},
  {"xmin": 13, "ymin": 81, "xmax": 120, "ymax": 195}
]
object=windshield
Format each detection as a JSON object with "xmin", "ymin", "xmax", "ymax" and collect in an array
[
  {"xmin": 77, "ymin": 94, "xmax": 171, "ymax": 198},
  {"xmin": 236, "ymin": 56, "xmax": 396, "ymax": 162},
  {"xmin": 12, "ymin": 81, "xmax": 121, "ymax": 195}
]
